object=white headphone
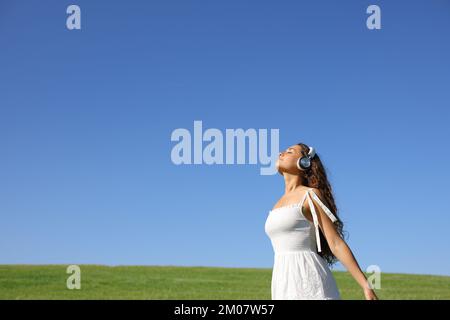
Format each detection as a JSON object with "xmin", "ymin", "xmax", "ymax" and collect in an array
[{"xmin": 297, "ymin": 145, "xmax": 316, "ymax": 171}]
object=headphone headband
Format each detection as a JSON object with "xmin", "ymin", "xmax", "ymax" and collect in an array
[{"xmin": 307, "ymin": 146, "xmax": 316, "ymax": 159}]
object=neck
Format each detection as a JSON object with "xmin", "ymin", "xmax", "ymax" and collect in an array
[{"xmin": 282, "ymin": 173, "xmax": 306, "ymax": 194}]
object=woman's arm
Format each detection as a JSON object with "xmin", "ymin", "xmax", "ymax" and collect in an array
[
  {"xmin": 306, "ymin": 188, "xmax": 378, "ymax": 300},
  {"xmin": 327, "ymin": 235, "xmax": 378, "ymax": 300}
]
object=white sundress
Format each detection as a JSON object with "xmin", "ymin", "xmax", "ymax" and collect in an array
[{"xmin": 264, "ymin": 188, "xmax": 341, "ymax": 300}]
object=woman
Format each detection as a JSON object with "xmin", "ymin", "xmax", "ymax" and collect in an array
[{"xmin": 264, "ymin": 143, "xmax": 378, "ymax": 300}]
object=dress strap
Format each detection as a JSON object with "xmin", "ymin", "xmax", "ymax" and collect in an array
[{"xmin": 305, "ymin": 188, "xmax": 338, "ymax": 253}]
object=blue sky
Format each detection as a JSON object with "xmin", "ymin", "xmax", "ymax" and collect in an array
[{"xmin": 1, "ymin": 0, "xmax": 449, "ymax": 277}]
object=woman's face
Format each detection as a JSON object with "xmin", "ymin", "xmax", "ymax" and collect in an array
[{"xmin": 276, "ymin": 144, "xmax": 302, "ymax": 175}]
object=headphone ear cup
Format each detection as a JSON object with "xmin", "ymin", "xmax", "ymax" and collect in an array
[
  {"xmin": 297, "ymin": 157, "xmax": 303, "ymax": 171},
  {"xmin": 297, "ymin": 156, "xmax": 311, "ymax": 171}
]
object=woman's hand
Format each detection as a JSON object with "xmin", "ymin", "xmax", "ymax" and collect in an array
[{"xmin": 364, "ymin": 287, "xmax": 379, "ymax": 300}]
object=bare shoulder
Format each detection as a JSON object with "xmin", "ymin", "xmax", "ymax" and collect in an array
[
  {"xmin": 302, "ymin": 187, "xmax": 324, "ymax": 220},
  {"xmin": 307, "ymin": 187, "xmax": 322, "ymax": 197}
]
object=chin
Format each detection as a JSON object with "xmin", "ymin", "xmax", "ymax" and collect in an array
[
  {"xmin": 275, "ymin": 161, "xmax": 284, "ymax": 175},
  {"xmin": 275, "ymin": 160, "xmax": 281, "ymax": 171}
]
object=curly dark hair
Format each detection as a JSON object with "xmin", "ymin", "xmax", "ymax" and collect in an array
[{"xmin": 297, "ymin": 142, "xmax": 347, "ymax": 267}]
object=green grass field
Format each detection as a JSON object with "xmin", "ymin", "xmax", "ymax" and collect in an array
[{"xmin": 0, "ymin": 265, "xmax": 448, "ymax": 300}]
